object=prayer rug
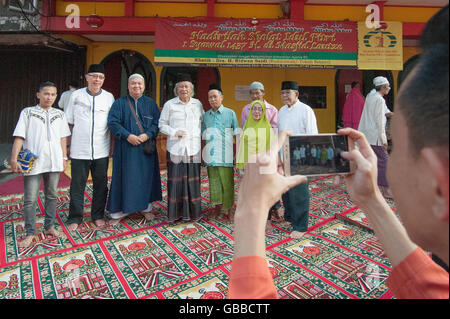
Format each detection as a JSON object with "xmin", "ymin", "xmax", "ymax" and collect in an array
[
  {"xmin": 0, "ymin": 261, "xmax": 34, "ymax": 299},
  {"xmin": 36, "ymin": 244, "xmax": 129, "ymax": 299},
  {"xmin": 270, "ymin": 234, "xmax": 392, "ymax": 299},
  {"xmin": 0, "ymin": 168, "xmax": 397, "ymax": 299},
  {"xmin": 160, "ymin": 268, "xmax": 230, "ymax": 299},
  {"xmin": 3, "ymin": 214, "xmax": 73, "ymax": 263}
]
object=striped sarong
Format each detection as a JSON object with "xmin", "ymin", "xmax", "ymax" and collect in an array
[
  {"xmin": 207, "ymin": 166, "xmax": 235, "ymax": 211},
  {"xmin": 166, "ymin": 152, "xmax": 202, "ymax": 223}
]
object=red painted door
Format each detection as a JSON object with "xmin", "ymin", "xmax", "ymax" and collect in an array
[{"xmin": 196, "ymin": 67, "xmax": 219, "ymax": 112}]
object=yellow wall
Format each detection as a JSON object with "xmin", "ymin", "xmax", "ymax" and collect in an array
[
  {"xmin": 55, "ymin": 1, "xmax": 439, "ymax": 132},
  {"xmin": 218, "ymin": 67, "xmax": 335, "ymax": 132}
]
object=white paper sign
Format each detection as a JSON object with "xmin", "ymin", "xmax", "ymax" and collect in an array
[
  {"xmin": 235, "ymin": 85, "xmax": 251, "ymax": 101},
  {"xmin": 345, "ymin": 84, "xmax": 352, "ymax": 94}
]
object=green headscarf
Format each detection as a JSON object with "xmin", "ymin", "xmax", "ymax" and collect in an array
[{"xmin": 236, "ymin": 100, "xmax": 275, "ymax": 169}]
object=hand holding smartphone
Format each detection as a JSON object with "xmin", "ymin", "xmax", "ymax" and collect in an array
[{"xmin": 283, "ymin": 134, "xmax": 355, "ymax": 177}]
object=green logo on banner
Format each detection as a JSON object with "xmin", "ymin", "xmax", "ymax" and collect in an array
[{"xmin": 363, "ymin": 30, "xmax": 397, "ymax": 48}]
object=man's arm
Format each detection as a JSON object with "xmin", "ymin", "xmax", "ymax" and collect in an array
[
  {"xmin": 240, "ymin": 105, "xmax": 249, "ymax": 129},
  {"xmin": 338, "ymin": 128, "xmax": 417, "ymax": 267},
  {"xmin": 158, "ymin": 103, "xmax": 179, "ymax": 137},
  {"xmin": 268, "ymin": 106, "xmax": 278, "ymax": 130},
  {"xmin": 10, "ymin": 137, "xmax": 24, "ymax": 173},
  {"xmin": 60, "ymin": 137, "xmax": 68, "ymax": 171},
  {"xmin": 305, "ymin": 108, "xmax": 319, "ymax": 134},
  {"xmin": 373, "ymin": 99, "xmax": 387, "ymax": 146}
]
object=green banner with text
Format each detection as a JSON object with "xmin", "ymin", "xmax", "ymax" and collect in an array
[{"xmin": 155, "ymin": 18, "xmax": 358, "ymax": 69}]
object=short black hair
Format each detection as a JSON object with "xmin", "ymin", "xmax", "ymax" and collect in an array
[
  {"xmin": 397, "ymin": 6, "xmax": 449, "ymax": 157},
  {"xmin": 69, "ymin": 80, "xmax": 79, "ymax": 88},
  {"xmin": 39, "ymin": 81, "xmax": 57, "ymax": 92},
  {"xmin": 420, "ymin": 5, "xmax": 449, "ymax": 51},
  {"xmin": 351, "ymin": 81, "xmax": 359, "ymax": 88}
]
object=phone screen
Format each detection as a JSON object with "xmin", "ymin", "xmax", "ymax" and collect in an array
[{"xmin": 284, "ymin": 134, "xmax": 351, "ymax": 176}]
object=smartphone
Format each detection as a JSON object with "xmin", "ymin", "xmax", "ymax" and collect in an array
[{"xmin": 283, "ymin": 134, "xmax": 354, "ymax": 177}]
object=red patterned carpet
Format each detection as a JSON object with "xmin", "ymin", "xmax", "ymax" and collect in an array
[{"xmin": 0, "ymin": 168, "xmax": 397, "ymax": 299}]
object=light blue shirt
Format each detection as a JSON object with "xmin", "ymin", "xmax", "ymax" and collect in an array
[
  {"xmin": 327, "ymin": 147, "xmax": 334, "ymax": 159},
  {"xmin": 202, "ymin": 105, "xmax": 240, "ymax": 167}
]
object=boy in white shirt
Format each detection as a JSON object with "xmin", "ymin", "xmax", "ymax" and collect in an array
[{"xmin": 10, "ymin": 81, "xmax": 71, "ymax": 249}]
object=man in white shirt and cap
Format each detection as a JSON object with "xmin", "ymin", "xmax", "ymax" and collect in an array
[
  {"xmin": 65, "ymin": 64, "xmax": 115, "ymax": 231},
  {"xmin": 278, "ymin": 81, "xmax": 318, "ymax": 239},
  {"xmin": 358, "ymin": 76, "xmax": 393, "ymax": 198}
]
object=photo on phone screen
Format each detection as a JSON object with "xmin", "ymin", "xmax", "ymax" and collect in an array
[{"xmin": 283, "ymin": 134, "xmax": 351, "ymax": 176}]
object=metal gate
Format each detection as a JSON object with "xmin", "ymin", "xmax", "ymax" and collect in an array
[{"xmin": 0, "ymin": 47, "xmax": 86, "ymax": 143}]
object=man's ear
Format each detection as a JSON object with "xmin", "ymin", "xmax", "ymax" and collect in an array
[{"xmin": 421, "ymin": 147, "xmax": 449, "ymax": 221}]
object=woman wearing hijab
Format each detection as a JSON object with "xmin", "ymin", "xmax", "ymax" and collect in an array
[{"xmin": 236, "ymin": 100, "xmax": 276, "ymax": 232}]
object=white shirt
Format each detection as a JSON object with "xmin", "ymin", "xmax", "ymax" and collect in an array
[
  {"xmin": 159, "ymin": 96, "xmax": 204, "ymax": 156},
  {"xmin": 13, "ymin": 105, "xmax": 71, "ymax": 175},
  {"xmin": 58, "ymin": 88, "xmax": 75, "ymax": 112},
  {"xmin": 278, "ymin": 100, "xmax": 319, "ymax": 135},
  {"xmin": 278, "ymin": 100, "xmax": 318, "ymax": 162},
  {"xmin": 358, "ymin": 89, "xmax": 387, "ymax": 146},
  {"xmin": 65, "ymin": 88, "xmax": 115, "ymax": 160}
]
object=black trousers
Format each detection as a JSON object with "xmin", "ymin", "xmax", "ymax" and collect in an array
[
  {"xmin": 282, "ymin": 181, "xmax": 310, "ymax": 232},
  {"xmin": 68, "ymin": 157, "xmax": 109, "ymax": 224}
]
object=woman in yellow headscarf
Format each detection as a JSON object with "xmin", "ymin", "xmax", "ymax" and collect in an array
[
  {"xmin": 236, "ymin": 100, "xmax": 275, "ymax": 170},
  {"xmin": 236, "ymin": 100, "xmax": 277, "ymax": 231}
]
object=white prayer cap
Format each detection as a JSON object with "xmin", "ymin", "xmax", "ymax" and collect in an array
[
  {"xmin": 128, "ymin": 73, "xmax": 145, "ymax": 82},
  {"xmin": 249, "ymin": 81, "xmax": 265, "ymax": 91},
  {"xmin": 373, "ymin": 76, "xmax": 389, "ymax": 87}
]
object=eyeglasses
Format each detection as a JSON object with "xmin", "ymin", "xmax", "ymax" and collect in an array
[{"xmin": 88, "ymin": 74, "xmax": 105, "ymax": 80}]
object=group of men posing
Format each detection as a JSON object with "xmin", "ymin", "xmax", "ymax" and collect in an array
[
  {"xmin": 9, "ymin": 62, "xmax": 392, "ymax": 249},
  {"xmin": 293, "ymin": 144, "xmax": 336, "ymax": 167}
]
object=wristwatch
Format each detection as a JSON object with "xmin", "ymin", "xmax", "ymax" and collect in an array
[{"xmin": 63, "ymin": 157, "xmax": 68, "ymax": 161}]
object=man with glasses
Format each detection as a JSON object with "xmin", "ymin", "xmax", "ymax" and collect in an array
[
  {"xmin": 278, "ymin": 81, "xmax": 318, "ymax": 239},
  {"xmin": 65, "ymin": 64, "xmax": 115, "ymax": 231},
  {"xmin": 358, "ymin": 76, "xmax": 393, "ymax": 199}
]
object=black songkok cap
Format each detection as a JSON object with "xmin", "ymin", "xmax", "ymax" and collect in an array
[
  {"xmin": 208, "ymin": 83, "xmax": 222, "ymax": 93},
  {"xmin": 87, "ymin": 64, "xmax": 105, "ymax": 74},
  {"xmin": 281, "ymin": 81, "xmax": 299, "ymax": 91},
  {"xmin": 176, "ymin": 73, "xmax": 192, "ymax": 83}
]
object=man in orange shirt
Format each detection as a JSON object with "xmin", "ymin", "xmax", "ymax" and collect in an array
[{"xmin": 228, "ymin": 5, "xmax": 449, "ymax": 299}]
